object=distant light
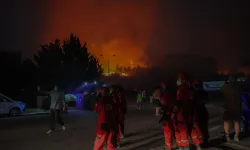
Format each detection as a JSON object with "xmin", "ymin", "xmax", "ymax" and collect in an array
[
  {"xmin": 84, "ymin": 82, "xmax": 88, "ymax": 85},
  {"xmin": 94, "ymin": 81, "xmax": 97, "ymax": 84},
  {"xmin": 103, "ymin": 84, "xmax": 107, "ymax": 87}
]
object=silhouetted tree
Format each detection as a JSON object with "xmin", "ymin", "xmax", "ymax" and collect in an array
[
  {"xmin": 34, "ymin": 34, "xmax": 103, "ymax": 91},
  {"xmin": 33, "ymin": 39, "xmax": 63, "ymax": 87}
]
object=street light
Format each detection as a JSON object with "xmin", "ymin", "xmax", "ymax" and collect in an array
[{"xmin": 99, "ymin": 54, "xmax": 116, "ymax": 75}]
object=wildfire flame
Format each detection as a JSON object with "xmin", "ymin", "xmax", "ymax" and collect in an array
[
  {"xmin": 91, "ymin": 39, "xmax": 146, "ymax": 74},
  {"xmin": 40, "ymin": 0, "xmax": 157, "ymax": 74}
]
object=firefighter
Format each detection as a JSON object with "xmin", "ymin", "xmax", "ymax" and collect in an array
[
  {"xmin": 173, "ymin": 72, "xmax": 191, "ymax": 150},
  {"xmin": 109, "ymin": 86, "xmax": 121, "ymax": 148},
  {"xmin": 190, "ymin": 106, "xmax": 203, "ymax": 150},
  {"xmin": 117, "ymin": 86, "xmax": 127, "ymax": 139},
  {"xmin": 153, "ymin": 87, "xmax": 161, "ymax": 116},
  {"xmin": 158, "ymin": 85, "xmax": 175, "ymax": 150},
  {"xmin": 142, "ymin": 90, "xmax": 147, "ymax": 106},
  {"xmin": 150, "ymin": 92, "xmax": 154, "ymax": 104},
  {"xmin": 192, "ymin": 80, "xmax": 209, "ymax": 147},
  {"xmin": 93, "ymin": 87, "xmax": 116, "ymax": 150},
  {"xmin": 136, "ymin": 90, "xmax": 143, "ymax": 110}
]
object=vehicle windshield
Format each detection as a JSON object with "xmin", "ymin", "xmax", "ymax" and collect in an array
[{"xmin": 0, "ymin": 94, "xmax": 13, "ymax": 102}]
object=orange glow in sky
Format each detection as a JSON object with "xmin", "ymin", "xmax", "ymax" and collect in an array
[
  {"xmin": 41, "ymin": 0, "xmax": 157, "ymax": 72},
  {"xmin": 92, "ymin": 39, "xmax": 146, "ymax": 73}
]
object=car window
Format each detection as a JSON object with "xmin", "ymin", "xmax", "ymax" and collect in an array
[
  {"xmin": 5, "ymin": 99, "xmax": 12, "ymax": 102},
  {"xmin": 0, "ymin": 95, "xmax": 12, "ymax": 102},
  {"xmin": 0, "ymin": 97, "xmax": 6, "ymax": 102},
  {"xmin": 0, "ymin": 95, "xmax": 7, "ymax": 100}
]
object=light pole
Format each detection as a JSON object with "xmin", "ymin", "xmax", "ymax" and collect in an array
[{"xmin": 100, "ymin": 54, "xmax": 115, "ymax": 75}]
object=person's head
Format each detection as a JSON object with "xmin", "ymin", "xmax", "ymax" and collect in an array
[
  {"xmin": 110, "ymin": 85, "xmax": 119, "ymax": 94},
  {"xmin": 110, "ymin": 85, "xmax": 118, "ymax": 95},
  {"xmin": 117, "ymin": 86, "xmax": 124, "ymax": 95},
  {"xmin": 161, "ymin": 82, "xmax": 167, "ymax": 90},
  {"xmin": 96, "ymin": 89, "xmax": 103, "ymax": 97},
  {"xmin": 109, "ymin": 87, "xmax": 114, "ymax": 95},
  {"xmin": 192, "ymin": 80, "xmax": 203, "ymax": 90},
  {"xmin": 177, "ymin": 72, "xmax": 188, "ymax": 86},
  {"xmin": 53, "ymin": 85, "xmax": 59, "ymax": 91},
  {"xmin": 154, "ymin": 87, "xmax": 161, "ymax": 98},
  {"xmin": 102, "ymin": 87, "xmax": 110, "ymax": 96}
]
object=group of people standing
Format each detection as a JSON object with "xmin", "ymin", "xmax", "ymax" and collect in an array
[
  {"xmin": 153, "ymin": 73, "xmax": 209, "ymax": 150},
  {"xmin": 93, "ymin": 85, "xmax": 127, "ymax": 150},
  {"xmin": 94, "ymin": 72, "xmax": 209, "ymax": 150},
  {"xmin": 38, "ymin": 73, "xmax": 248, "ymax": 150}
]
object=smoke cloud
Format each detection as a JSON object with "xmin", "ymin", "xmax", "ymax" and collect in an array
[
  {"xmin": 0, "ymin": 0, "xmax": 249, "ymax": 71},
  {"xmin": 41, "ymin": 0, "xmax": 157, "ymax": 72}
]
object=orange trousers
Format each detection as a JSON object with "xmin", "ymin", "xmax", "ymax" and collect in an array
[
  {"xmin": 190, "ymin": 122, "xmax": 203, "ymax": 145},
  {"xmin": 174, "ymin": 123, "xmax": 190, "ymax": 147},
  {"xmin": 93, "ymin": 131, "xmax": 115, "ymax": 150},
  {"xmin": 162, "ymin": 121, "xmax": 174, "ymax": 149},
  {"xmin": 173, "ymin": 111, "xmax": 190, "ymax": 147}
]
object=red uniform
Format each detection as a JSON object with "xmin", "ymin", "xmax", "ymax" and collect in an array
[
  {"xmin": 161, "ymin": 91, "xmax": 172, "ymax": 106},
  {"xmin": 192, "ymin": 80, "xmax": 208, "ymax": 145},
  {"xmin": 173, "ymin": 73, "xmax": 191, "ymax": 148},
  {"xmin": 160, "ymin": 91, "xmax": 175, "ymax": 149},
  {"xmin": 93, "ymin": 96, "xmax": 116, "ymax": 150}
]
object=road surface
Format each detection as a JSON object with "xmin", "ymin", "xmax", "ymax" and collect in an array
[{"xmin": 0, "ymin": 102, "xmax": 244, "ymax": 150}]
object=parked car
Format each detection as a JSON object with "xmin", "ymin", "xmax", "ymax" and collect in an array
[{"xmin": 0, "ymin": 93, "xmax": 26, "ymax": 116}]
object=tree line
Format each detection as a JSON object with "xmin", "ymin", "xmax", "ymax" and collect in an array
[{"xmin": 0, "ymin": 34, "xmax": 103, "ymax": 106}]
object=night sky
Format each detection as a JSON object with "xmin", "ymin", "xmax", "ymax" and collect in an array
[{"xmin": 0, "ymin": 0, "xmax": 249, "ymax": 71}]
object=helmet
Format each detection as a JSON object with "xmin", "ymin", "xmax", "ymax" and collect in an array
[
  {"xmin": 193, "ymin": 80, "xmax": 202, "ymax": 85},
  {"xmin": 102, "ymin": 87, "xmax": 110, "ymax": 95},
  {"xmin": 96, "ymin": 88, "xmax": 104, "ymax": 96},
  {"xmin": 109, "ymin": 84, "xmax": 120, "ymax": 94},
  {"xmin": 97, "ymin": 87, "xmax": 110, "ymax": 94}
]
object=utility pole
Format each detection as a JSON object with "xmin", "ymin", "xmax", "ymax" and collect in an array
[
  {"xmin": 108, "ymin": 60, "xmax": 110, "ymax": 74},
  {"xmin": 99, "ymin": 54, "xmax": 115, "ymax": 75}
]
